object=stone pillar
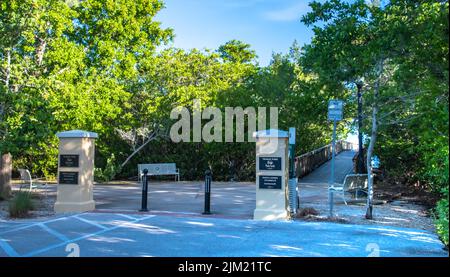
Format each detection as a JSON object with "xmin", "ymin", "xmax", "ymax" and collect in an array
[
  {"xmin": 0, "ymin": 153, "xmax": 12, "ymax": 198},
  {"xmin": 253, "ymin": 129, "xmax": 289, "ymax": 220},
  {"xmin": 54, "ymin": 130, "xmax": 98, "ymax": 213}
]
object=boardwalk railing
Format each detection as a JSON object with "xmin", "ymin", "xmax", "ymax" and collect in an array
[{"xmin": 295, "ymin": 141, "xmax": 356, "ymax": 178}]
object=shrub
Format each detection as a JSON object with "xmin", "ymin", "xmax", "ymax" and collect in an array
[
  {"xmin": 434, "ymin": 187, "xmax": 449, "ymax": 247},
  {"xmin": 94, "ymin": 154, "xmax": 120, "ymax": 183},
  {"xmin": 9, "ymin": 191, "xmax": 34, "ymax": 218}
]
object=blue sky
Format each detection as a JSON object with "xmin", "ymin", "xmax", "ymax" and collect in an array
[{"xmin": 156, "ymin": 0, "xmax": 316, "ymax": 66}]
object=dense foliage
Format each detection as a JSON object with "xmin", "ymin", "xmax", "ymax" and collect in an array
[
  {"xmin": 435, "ymin": 188, "xmax": 449, "ymax": 246},
  {"xmin": 0, "ymin": 0, "xmax": 172, "ymax": 177}
]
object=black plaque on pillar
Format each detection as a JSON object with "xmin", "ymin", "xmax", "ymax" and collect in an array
[
  {"xmin": 259, "ymin": 157, "xmax": 282, "ymax": 171},
  {"xmin": 60, "ymin": 154, "xmax": 79, "ymax": 168},
  {"xmin": 259, "ymin": 175, "xmax": 282, "ymax": 189},
  {"xmin": 59, "ymin": 171, "xmax": 78, "ymax": 185}
]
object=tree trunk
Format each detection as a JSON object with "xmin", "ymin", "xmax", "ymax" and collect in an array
[
  {"xmin": 36, "ymin": 38, "xmax": 46, "ymax": 66},
  {"xmin": 0, "ymin": 153, "xmax": 12, "ymax": 199},
  {"xmin": 365, "ymin": 59, "xmax": 384, "ymax": 219},
  {"xmin": 365, "ymin": 107, "xmax": 377, "ymax": 219}
]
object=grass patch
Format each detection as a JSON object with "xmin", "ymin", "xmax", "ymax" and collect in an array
[{"xmin": 9, "ymin": 191, "xmax": 34, "ymax": 218}]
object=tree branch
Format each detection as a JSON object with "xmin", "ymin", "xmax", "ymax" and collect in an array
[{"xmin": 120, "ymin": 130, "xmax": 158, "ymax": 168}]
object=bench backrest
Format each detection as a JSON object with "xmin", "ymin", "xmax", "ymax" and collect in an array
[
  {"xmin": 18, "ymin": 169, "xmax": 32, "ymax": 182},
  {"xmin": 138, "ymin": 163, "xmax": 177, "ymax": 175},
  {"xmin": 343, "ymin": 174, "xmax": 368, "ymax": 191}
]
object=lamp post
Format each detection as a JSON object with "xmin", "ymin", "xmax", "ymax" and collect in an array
[{"xmin": 356, "ymin": 82, "xmax": 364, "ymax": 173}]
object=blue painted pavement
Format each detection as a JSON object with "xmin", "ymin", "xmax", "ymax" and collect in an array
[{"xmin": 0, "ymin": 212, "xmax": 447, "ymax": 257}]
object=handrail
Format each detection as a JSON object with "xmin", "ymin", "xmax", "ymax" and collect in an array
[{"xmin": 295, "ymin": 140, "xmax": 357, "ymax": 178}]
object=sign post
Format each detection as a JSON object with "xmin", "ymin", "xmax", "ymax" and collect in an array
[
  {"xmin": 328, "ymin": 100, "xmax": 343, "ymax": 217},
  {"xmin": 288, "ymin": 127, "xmax": 298, "ymax": 217}
]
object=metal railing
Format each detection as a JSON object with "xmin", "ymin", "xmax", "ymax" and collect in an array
[{"xmin": 295, "ymin": 141, "xmax": 357, "ymax": 178}]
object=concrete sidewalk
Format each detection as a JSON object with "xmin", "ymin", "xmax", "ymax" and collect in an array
[{"xmin": 0, "ymin": 212, "xmax": 447, "ymax": 257}]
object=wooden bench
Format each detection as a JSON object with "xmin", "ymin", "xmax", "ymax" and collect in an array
[{"xmin": 138, "ymin": 163, "xmax": 180, "ymax": 182}]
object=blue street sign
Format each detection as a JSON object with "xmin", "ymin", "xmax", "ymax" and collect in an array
[{"xmin": 328, "ymin": 100, "xmax": 343, "ymax": 121}]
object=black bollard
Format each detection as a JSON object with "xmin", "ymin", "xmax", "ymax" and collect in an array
[
  {"xmin": 203, "ymin": 169, "xmax": 212, "ymax": 215},
  {"xmin": 139, "ymin": 168, "xmax": 149, "ymax": 212}
]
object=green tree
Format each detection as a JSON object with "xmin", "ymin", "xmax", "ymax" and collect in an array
[
  {"xmin": 218, "ymin": 40, "xmax": 257, "ymax": 64},
  {"xmin": 0, "ymin": 0, "xmax": 173, "ymax": 178}
]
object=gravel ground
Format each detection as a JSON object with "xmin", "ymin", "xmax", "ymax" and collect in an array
[{"xmin": 297, "ymin": 196, "xmax": 437, "ymax": 232}]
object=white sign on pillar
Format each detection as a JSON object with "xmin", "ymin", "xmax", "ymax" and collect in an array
[{"xmin": 253, "ymin": 129, "xmax": 289, "ymax": 220}]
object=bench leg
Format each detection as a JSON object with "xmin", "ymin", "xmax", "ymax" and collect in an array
[{"xmin": 343, "ymin": 192, "xmax": 347, "ymax": 205}]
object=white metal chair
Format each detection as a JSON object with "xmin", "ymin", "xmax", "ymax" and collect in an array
[
  {"xmin": 18, "ymin": 169, "xmax": 47, "ymax": 192},
  {"xmin": 329, "ymin": 183, "xmax": 348, "ymax": 205},
  {"xmin": 329, "ymin": 173, "xmax": 369, "ymax": 205}
]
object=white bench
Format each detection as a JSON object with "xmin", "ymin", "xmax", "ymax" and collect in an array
[
  {"xmin": 138, "ymin": 163, "xmax": 180, "ymax": 182},
  {"xmin": 329, "ymin": 174, "xmax": 368, "ymax": 205},
  {"xmin": 18, "ymin": 168, "xmax": 47, "ymax": 191}
]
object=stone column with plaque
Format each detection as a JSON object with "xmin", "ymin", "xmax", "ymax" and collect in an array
[
  {"xmin": 253, "ymin": 129, "xmax": 289, "ymax": 220},
  {"xmin": 54, "ymin": 130, "xmax": 98, "ymax": 213}
]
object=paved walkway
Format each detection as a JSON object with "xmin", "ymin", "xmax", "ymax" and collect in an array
[
  {"xmin": 94, "ymin": 181, "xmax": 255, "ymax": 218},
  {"xmin": 0, "ymin": 212, "xmax": 447, "ymax": 257},
  {"xmin": 299, "ymin": 150, "xmax": 355, "ymax": 203}
]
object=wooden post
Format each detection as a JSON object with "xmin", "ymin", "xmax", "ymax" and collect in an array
[{"xmin": 0, "ymin": 153, "xmax": 12, "ymax": 199}]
